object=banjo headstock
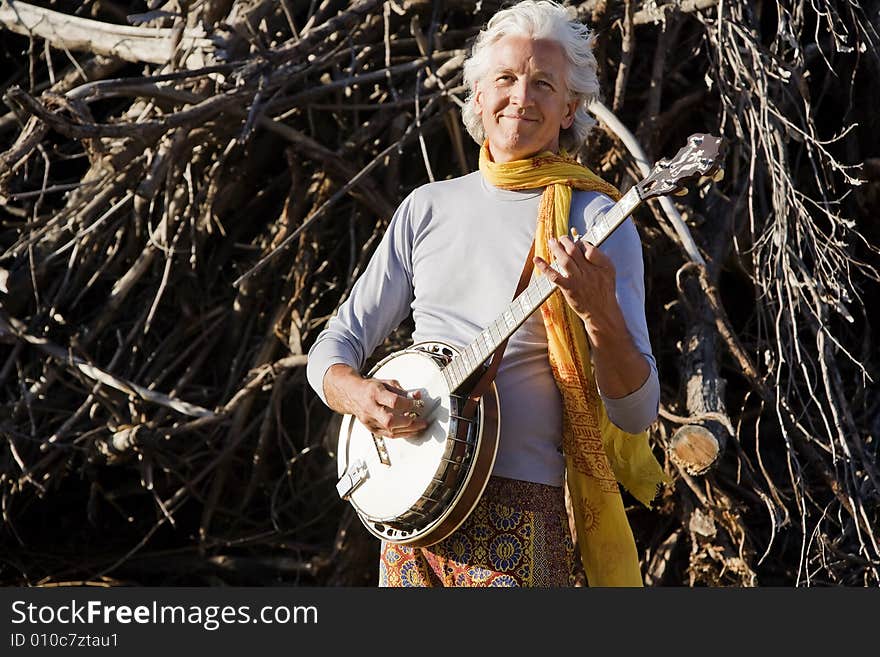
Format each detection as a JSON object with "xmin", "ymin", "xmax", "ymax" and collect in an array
[{"xmin": 636, "ymin": 133, "xmax": 724, "ymax": 200}]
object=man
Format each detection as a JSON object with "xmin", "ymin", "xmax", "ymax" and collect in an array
[{"xmin": 307, "ymin": 0, "xmax": 665, "ymax": 587}]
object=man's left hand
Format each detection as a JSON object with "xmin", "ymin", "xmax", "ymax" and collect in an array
[
  {"xmin": 533, "ymin": 233, "xmax": 651, "ymax": 400},
  {"xmin": 533, "ymin": 233, "xmax": 621, "ymax": 337}
]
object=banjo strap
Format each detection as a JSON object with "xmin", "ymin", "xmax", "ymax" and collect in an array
[{"xmin": 465, "ymin": 240, "xmax": 536, "ymax": 402}]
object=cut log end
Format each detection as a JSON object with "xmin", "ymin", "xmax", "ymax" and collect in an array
[{"xmin": 669, "ymin": 424, "xmax": 721, "ymax": 475}]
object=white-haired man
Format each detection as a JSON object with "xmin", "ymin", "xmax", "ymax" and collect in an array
[{"xmin": 307, "ymin": 0, "xmax": 665, "ymax": 587}]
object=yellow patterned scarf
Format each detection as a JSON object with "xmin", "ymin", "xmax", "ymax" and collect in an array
[{"xmin": 478, "ymin": 139, "xmax": 669, "ymax": 587}]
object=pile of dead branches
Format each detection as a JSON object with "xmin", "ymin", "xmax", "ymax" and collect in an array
[{"xmin": 0, "ymin": 0, "xmax": 877, "ymax": 586}]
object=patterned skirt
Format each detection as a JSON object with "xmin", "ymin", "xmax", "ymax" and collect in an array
[{"xmin": 378, "ymin": 476, "xmax": 580, "ymax": 587}]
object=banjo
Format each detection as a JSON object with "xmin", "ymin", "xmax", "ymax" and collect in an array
[{"xmin": 336, "ymin": 133, "xmax": 723, "ymax": 547}]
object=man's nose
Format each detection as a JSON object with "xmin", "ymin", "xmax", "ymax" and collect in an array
[{"xmin": 510, "ymin": 78, "xmax": 535, "ymax": 106}]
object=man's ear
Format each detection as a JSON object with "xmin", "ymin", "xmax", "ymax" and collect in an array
[
  {"xmin": 473, "ymin": 83, "xmax": 483, "ymax": 115},
  {"xmin": 561, "ymin": 98, "xmax": 578, "ymax": 130}
]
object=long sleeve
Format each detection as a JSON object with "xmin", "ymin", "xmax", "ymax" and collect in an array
[
  {"xmin": 306, "ymin": 191, "xmax": 417, "ymax": 406},
  {"xmin": 572, "ymin": 194, "xmax": 660, "ymax": 434}
]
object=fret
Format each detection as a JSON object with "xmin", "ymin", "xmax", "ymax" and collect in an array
[
  {"xmin": 522, "ymin": 286, "xmax": 533, "ymax": 311},
  {"xmin": 458, "ymin": 349, "xmax": 471, "ymax": 378},
  {"xmin": 482, "ymin": 330, "xmax": 493, "ymax": 355},
  {"xmin": 440, "ymin": 364, "xmax": 453, "ymax": 389},
  {"xmin": 470, "ymin": 335, "xmax": 484, "ymax": 362},
  {"xmin": 444, "ymin": 360, "xmax": 455, "ymax": 389},
  {"xmin": 503, "ymin": 308, "xmax": 516, "ymax": 331},
  {"xmin": 506, "ymin": 304, "xmax": 516, "ymax": 326},
  {"xmin": 515, "ymin": 293, "xmax": 526, "ymax": 317},
  {"xmin": 525, "ymin": 285, "xmax": 539, "ymax": 313},
  {"xmin": 449, "ymin": 358, "xmax": 464, "ymax": 388},
  {"xmin": 538, "ymin": 281, "xmax": 550, "ymax": 303},
  {"xmin": 607, "ymin": 206, "xmax": 623, "ymax": 233},
  {"xmin": 467, "ymin": 338, "xmax": 480, "ymax": 365},
  {"xmin": 487, "ymin": 322, "xmax": 499, "ymax": 346},
  {"xmin": 459, "ymin": 353, "xmax": 471, "ymax": 380},
  {"xmin": 593, "ymin": 189, "xmax": 639, "ymax": 247},
  {"xmin": 471, "ymin": 344, "xmax": 484, "ymax": 371},
  {"xmin": 593, "ymin": 212, "xmax": 612, "ymax": 242},
  {"xmin": 481, "ymin": 339, "xmax": 491, "ymax": 363},
  {"xmin": 470, "ymin": 342, "xmax": 484, "ymax": 367},
  {"xmin": 482, "ymin": 329, "xmax": 494, "ymax": 354},
  {"xmin": 535, "ymin": 276, "xmax": 551, "ymax": 299},
  {"xmin": 534, "ymin": 277, "xmax": 545, "ymax": 297},
  {"xmin": 468, "ymin": 341, "xmax": 483, "ymax": 367}
]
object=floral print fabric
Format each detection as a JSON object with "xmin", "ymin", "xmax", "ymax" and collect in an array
[{"xmin": 379, "ymin": 476, "xmax": 579, "ymax": 587}]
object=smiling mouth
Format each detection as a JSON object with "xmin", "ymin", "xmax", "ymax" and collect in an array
[{"xmin": 501, "ymin": 115, "xmax": 537, "ymax": 122}]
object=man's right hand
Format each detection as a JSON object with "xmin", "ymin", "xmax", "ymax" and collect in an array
[{"xmin": 322, "ymin": 363, "xmax": 427, "ymax": 438}]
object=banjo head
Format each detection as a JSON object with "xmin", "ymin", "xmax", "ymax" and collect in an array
[
  {"xmin": 336, "ymin": 341, "xmax": 499, "ymax": 545},
  {"xmin": 338, "ymin": 346, "xmax": 453, "ymax": 522}
]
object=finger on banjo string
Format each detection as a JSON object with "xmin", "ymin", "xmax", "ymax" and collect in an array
[
  {"xmin": 381, "ymin": 378, "xmax": 422, "ymax": 404},
  {"xmin": 533, "ymin": 255, "xmax": 556, "ymax": 280},
  {"xmin": 389, "ymin": 420, "xmax": 430, "ymax": 438},
  {"xmin": 546, "ymin": 237, "xmax": 568, "ymax": 271},
  {"xmin": 581, "ymin": 240, "xmax": 613, "ymax": 269},
  {"xmin": 547, "ymin": 238, "xmax": 582, "ymax": 280},
  {"xmin": 533, "ymin": 256, "xmax": 570, "ymax": 288},
  {"xmin": 556, "ymin": 233, "xmax": 579, "ymax": 252},
  {"xmin": 379, "ymin": 378, "xmax": 406, "ymax": 395},
  {"xmin": 373, "ymin": 380, "xmax": 419, "ymax": 412},
  {"xmin": 384, "ymin": 412, "xmax": 429, "ymax": 437},
  {"xmin": 570, "ymin": 229, "xmax": 589, "ymax": 255},
  {"xmin": 557, "ymin": 234, "xmax": 591, "ymax": 267}
]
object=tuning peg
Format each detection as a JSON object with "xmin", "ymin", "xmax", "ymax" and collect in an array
[
  {"xmin": 674, "ymin": 187, "xmax": 689, "ymax": 197},
  {"xmin": 712, "ymin": 168, "xmax": 725, "ymax": 182}
]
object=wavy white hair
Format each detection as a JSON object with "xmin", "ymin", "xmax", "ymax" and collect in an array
[{"xmin": 461, "ymin": 1, "xmax": 600, "ymax": 153}]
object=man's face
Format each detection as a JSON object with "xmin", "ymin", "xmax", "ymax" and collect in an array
[{"xmin": 474, "ymin": 34, "xmax": 578, "ymax": 163}]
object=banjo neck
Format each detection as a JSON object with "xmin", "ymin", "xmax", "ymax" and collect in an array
[{"xmin": 441, "ymin": 186, "xmax": 642, "ymax": 393}]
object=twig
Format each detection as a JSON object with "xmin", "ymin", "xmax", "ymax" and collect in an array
[
  {"xmin": 611, "ymin": 0, "xmax": 634, "ymax": 113},
  {"xmin": 0, "ymin": 0, "xmax": 221, "ymax": 67},
  {"xmin": 0, "ymin": 311, "xmax": 215, "ymax": 418}
]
